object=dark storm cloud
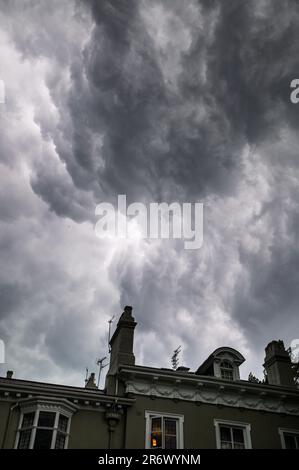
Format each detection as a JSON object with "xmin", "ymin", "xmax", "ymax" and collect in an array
[
  {"xmin": 201, "ymin": 0, "xmax": 299, "ymax": 142},
  {"xmin": 4, "ymin": 0, "xmax": 299, "ymax": 206},
  {"xmin": 106, "ymin": 0, "xmax": 299, "ymax": 373},
  {"xmin": 38, "ymin": 0, "xmax": 299, "ymax": 211},
  {"xmin": 63, "ymin": 0, "xmax": 169, "ymax": 203},
  {"xmin": 1, "ymin": 0, "xmax": 299, "ymax": 384},
  {"xmin": 61, "ymin": 0, "xmax": 240, "ymax": 203}
]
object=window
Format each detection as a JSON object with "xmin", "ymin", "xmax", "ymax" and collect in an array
[
  {"xmin": 214, "ymin": 420, "xmax": 252, "ymax": 449},
  {"xmin": 15, "ymin": 401, "xmax": 75, "ymax": 449},
  {"xmin": 220, "ymin": 361, "xmax": 234, "ymax": 381},
  {"xmin": 219, "ymin": 425, "xmax": 245, "ymax": 449},
  {"xmin": 18, "ymin": 412, "xmax": 35, "ymax": 449},
  {"xmin": 55, "ymin": 414, "xmax": 69, "ymax": 449},
  {"xmin": 279, "ymin": 429, "xmax": 299, "ymax": 449},
  {"xmin": 145, "ymin": 412, "xmax": 184, "ymax": 449}
]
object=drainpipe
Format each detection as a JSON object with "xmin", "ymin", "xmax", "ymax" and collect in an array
[
  {"xmin": 115, "ymin": 375, "xmax": 119, "ymax": 398},
  {"xmin": 123, "ymin": 405, "xmax": 128, "ymax": 449},
  {"xmin": 105, "ymin": 397, "xmax": 122, "ymax": 449}
]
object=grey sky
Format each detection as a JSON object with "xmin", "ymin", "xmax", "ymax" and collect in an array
[{"xmin": 0, "ymin": 0, "xmax": 299, "ymax": 387}]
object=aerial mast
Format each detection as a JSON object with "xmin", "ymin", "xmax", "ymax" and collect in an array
[
  {"xmin": 171, "ymin": 345, "xmax": 181, "ymax": 370},
  {"xmin": 108, "ymin": 315, "xmax": 115, "ymax": 353},
  {"xmin": 96, "ymin": 356, "xmax": 108, "ymax": 388}
]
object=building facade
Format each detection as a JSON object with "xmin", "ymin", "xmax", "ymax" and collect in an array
[{"xmin": 1, "ymin": 306, "xmax": 299, "ymax": 449}]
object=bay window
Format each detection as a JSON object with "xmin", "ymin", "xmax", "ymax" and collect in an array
[{"xmin": 15, "ymin": 398, "xmax": 76, "ymax": 449}]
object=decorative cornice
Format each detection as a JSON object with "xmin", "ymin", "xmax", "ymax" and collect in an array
[
  {"xmin": 119, "ymin": 365, "xmax": 298, "ymax": 393},
  {"xmin": 121, "ymin": 365, "xmax": 299, "ymax": 416},
  {"xmin": 125, "ymin": 379, "xmax": 299, "ymax": 415},
  {"xmin": 18, "ymin": 396, "xmax": 78, "ymax": 415}
]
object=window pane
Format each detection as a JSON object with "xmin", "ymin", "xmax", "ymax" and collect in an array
[
  {"xmin": 164, "ymin": 419, "xmax": 176, "ymax": 436},
  {"xmin": 34, "ymin": 429, "xmax": 53, "ymax": 449},
  {"xmin": 220, "ymin": 425, "xmax": 246, "ymax": 449},
  {"xmin": 22, "ymin": 412, "xmax": 35, "ymax": 428},
  {"xmin": 233, "ymin": 428, "xmax": 245, "ymax": 445},
  {"xmin": 220, "ymin": 361, "xmax": 234, "ymax": 381},
  {"xmin": 220, "ymin": 426, "xmax": 231, "ymax": 442},
  {"xmin": 38, "ymin": 411, "xmax": 55, "ymax": 428},
  {"xmin": 55, "ymin": 431, "xmax": 66, "ymax": 449},
  {"xmin": 165, "ymin": 435, "xmax": 177, "ymax": 449},
  {"xmin": 164, "ymin": 419, "xmax": 177, "ymax": 449},
  {"xmin": 151, "ymin": 417, "xmax": 161, "ymax": 432},
  {"xmin": 151, "ymin": 417, "xmax": 162, "ymax": 448},
  {"xmin": 221, "ymin": 361, "xmax": 233, "ymax": 369},
  {"xmin": 18, "ymin": 429, "xmax": 31, "ymax": 449},
  {"xmin": 221, "ymin": 369, "xmax": 234, "ymax": 380},
  {"xmin": 284, "ymin": 434, "xmax": 297, "ymax": 449},
  {"xmin": 220, "ymin": 426, "xmax": 232, "ymax": 449},
  {"xmin": 58, "ymin": 415, "xmax": 68, "ymax": 433}
]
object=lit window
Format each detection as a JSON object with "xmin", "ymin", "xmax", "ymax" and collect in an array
[
  {"xmin": 279, "ymin": 429, "xmax": 299, "ymax": 449},
  {"xmin": 214, "ymin": 420, "xmax": 252, "ymax": 449},
  {"xmin": 220, "ymin": 361, "xmax": 234, "ymax": 381},
  {"xmin": 145, "ymin": 412, "xmax": 184, "ymax": 449},
  {"xmin": 15, "ymin": 403, "xmax": 74, "ymax": 449}
]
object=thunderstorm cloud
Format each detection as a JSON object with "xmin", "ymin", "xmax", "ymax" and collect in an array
[{"xmin": 0, "ymin": 0, "xmax": 299, "ymax": 385}]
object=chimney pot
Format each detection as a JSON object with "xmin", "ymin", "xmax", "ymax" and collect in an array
[
  {"xmin": 85, "ymin": 372, "xmax": 97, "ymax": 389},
  {"xmin": 6, "ymin": 370, "xmax": 13, "ymax": 379}
]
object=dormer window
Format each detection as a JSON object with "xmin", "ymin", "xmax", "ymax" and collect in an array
[
  {"xmin": 220, "ymin": 361, "xmax": 234, "ymax": 381},
  {"xmin": 195, "ymin": 347, "xmax": 245, "ymax": 381}
]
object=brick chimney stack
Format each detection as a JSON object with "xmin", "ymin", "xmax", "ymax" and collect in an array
[
  {"xmin": 105, "ymin": 306, "xmax": 137, "ymax": 394},
  {"xmin": 263, "ymin": 340, "xmax": 295, "ymax": 387},
  {"xmin": 85, "ymin": 372, "xmax": 97, "ymax": 389}
]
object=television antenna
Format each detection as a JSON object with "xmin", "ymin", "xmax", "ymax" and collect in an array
[
  {"xmin": 85, "ymin": 367, "xmax": 89, "ymax": 384},
  {"xmin": 108, "ymin": 316, "xmax": 115, "ymax": 353},
  {"xmin": 171, "ymin": 346, "xmax": 181, "ymax": 370},
  {"xmin": 96, "ymin": 356, "xmax": 108, "ymax": 388}
]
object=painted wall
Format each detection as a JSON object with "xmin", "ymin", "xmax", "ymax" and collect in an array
[
  {"xmin": 125, "ymin": 395, "xmax": 299, "ymax": 449},
  {"xmin": 0, "ymin": 400, "xmax": 125, "ymax": 449},
  {"xmin": 1, "ymin": 395, "xmax": 299, "ymax": 449},
  {"xmin": 68, "ymin": 410, "xmax": 122, "ymax": 449},
  {"xmin": 0, "ymin": 403, "xmax": 20, "ymax": 449}
]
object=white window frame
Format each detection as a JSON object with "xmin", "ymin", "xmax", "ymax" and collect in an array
[
  {"xmin": 214, "ymin": 419, "xmax": 252, "ymax": 449},
  {"xmin": 145, "ymin": 411, "xmax": 184, "ymax": 449},
  {"xmin": 279, "ymin": 428, "xmax": 299, "ymax": 449},
  {"xmin": 220, "ymin": 361, "xmax": 234, "ymax": 381},
  {"xmin": 15, "ymin": 405, "xmax": 72, "ymax": 449}
]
